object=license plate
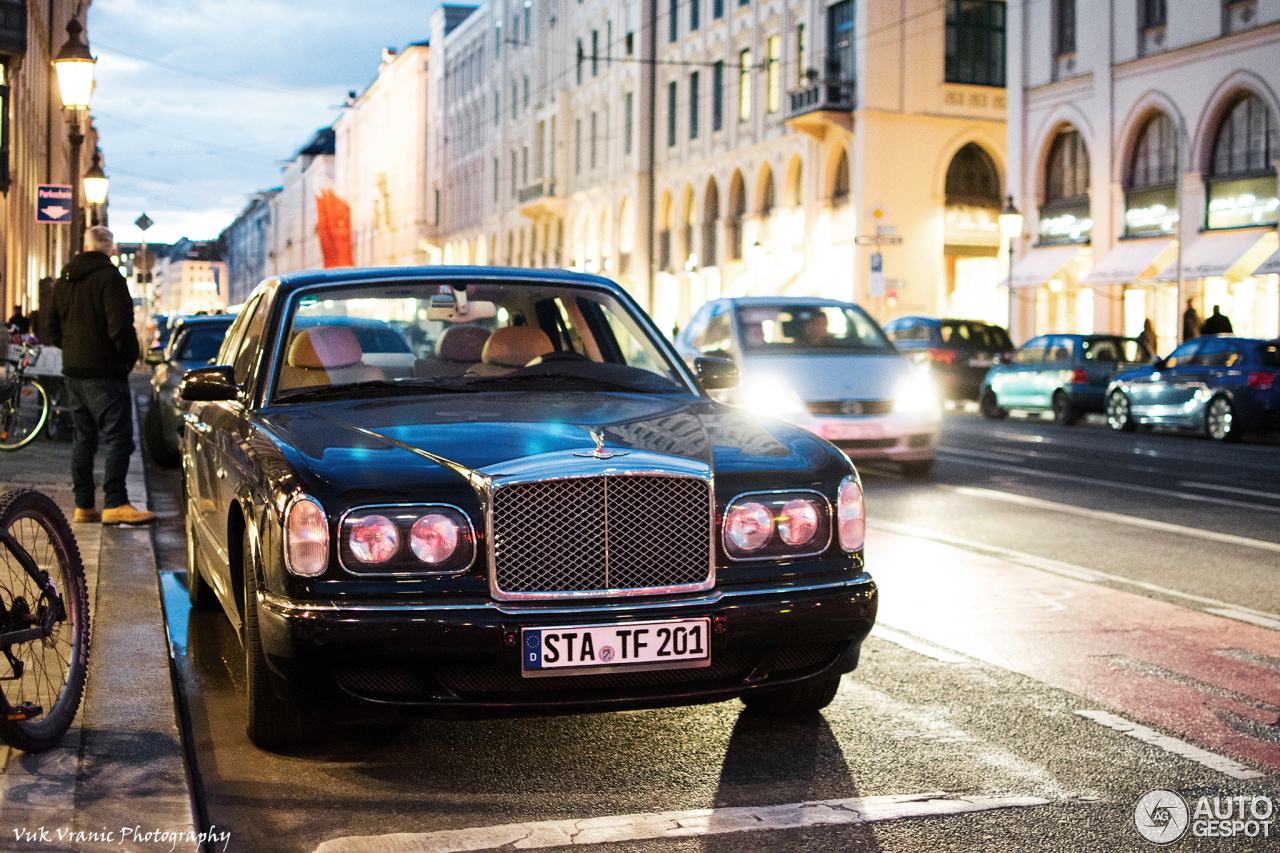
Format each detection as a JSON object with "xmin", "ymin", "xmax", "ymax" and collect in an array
[
  {"xmin": 521, "ymin": 618, "xmax": 711, "ymax": 677},
  {"xmin": 968, "ymin": 356, "xmax": 995, "ymax": 367}
]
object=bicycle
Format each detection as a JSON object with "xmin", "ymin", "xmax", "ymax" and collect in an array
[
  {"xmin": 1, "ymin": 341, "xmax": 51, "ymax": 450},
  {"xmin": 0, "ymin": 488, "xmax": 90, "ymax": 752}
]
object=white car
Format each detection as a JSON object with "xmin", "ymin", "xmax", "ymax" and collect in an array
[{"xmin": 675, "ymin": 297, "xmax": 940, "ymax": 477}]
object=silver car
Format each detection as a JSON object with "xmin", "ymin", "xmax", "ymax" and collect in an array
[{"xmin": 675, "ymin": 297, "xmax": 940, "ymax": 477}]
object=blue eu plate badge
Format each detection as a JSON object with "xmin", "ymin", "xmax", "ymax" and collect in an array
[{"xmin": 524, "ymin": 630, "xmax": 543, "ymax": 670}]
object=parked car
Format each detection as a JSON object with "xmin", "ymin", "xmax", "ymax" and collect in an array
[
  {"xmin": 144, "ymin": 314, "xmax": 235, "ymax": 467},
  {"xmin": 179, "ymin": 267, "xmax": 878, "ymax": 748},
  {"xmin": 882, "ymin": 316, "xmax": 1014, "ymax": 401},
  {"xmin": 979, "ymin": 333, "xmax": 1152, "ymax": 424},
  {"xmin": 1106, "ymin": 336, "xmax": 1280, "ymax": 441},
  {"xmin": 674, "ymin": 297, "xmax": 940, "ymax": 477}
]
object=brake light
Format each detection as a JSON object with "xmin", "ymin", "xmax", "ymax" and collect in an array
[
  {"xmin": 926, "ymin": 349, "xmax": 955, "ymax": 364},
  {"xmin": 1070, "ymin": 369, "xmax": 1088, "ymax": 385},
  {"xmin": 1248, "ymin": 371, "xmax": 1276, "ymax": 391}
]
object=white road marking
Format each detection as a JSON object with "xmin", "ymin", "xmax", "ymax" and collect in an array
[
  {"xmin": 312, "ymin": 792, "xmax": 1052, "ymax": 853},
  {"xmin": 951, "ymin": 486, "xmax": 1280, "ymax": 553},
  {"xmin": 1075, "ymin": 711, "xmax": 1265, "ymax": 781},
  {"xmin": 870, "ymin": 625, "xmax": 969, "ymax": 663},
  {"xmin": 938, "ymin": 452, "xmax": 1280, "ymax": 514},
  {"xmin": 868, "ymin": 522, "xmax": 1280, "ymax": 630},
  {"xmin": 1179, "ymin": 481, "xmax": 1280, "ymax": 500}
]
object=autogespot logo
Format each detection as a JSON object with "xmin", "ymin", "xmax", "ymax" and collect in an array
[{"xmin": 1135, "ymin": 790, "xmax": 1190, "ymax": 844}]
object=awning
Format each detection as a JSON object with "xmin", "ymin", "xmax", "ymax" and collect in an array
[
  {"xmin": 999, "ymin": 245, "xmax": 1087, "ymax": 289},
  {"xmin": 1157, "ymin": 229, "xmax": 1278, "ymax": 281},
  {"xmin": 1079, "ymin": 238, "xmax": 1175, "ymax": 285},
  {"xmin": 1249, "ymin": 247, "xmax": 1280, "ymax": 277}
]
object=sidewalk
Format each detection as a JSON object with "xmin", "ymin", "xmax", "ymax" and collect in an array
[{"xmin": 0, "ymin": 380, "xmax": 200, "ymax": 852}]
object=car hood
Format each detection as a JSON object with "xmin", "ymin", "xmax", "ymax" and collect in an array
[
  {"xmin": 738, "ymin": 353, "xmax": 912, "ymax": 400},
  {"xmin": 258, "ymin": 391, "xmax": 829, "ymax": 500}
]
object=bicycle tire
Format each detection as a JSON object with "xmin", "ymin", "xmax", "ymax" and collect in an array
[
  {"xmin": 0, "ymin": 489, "xmax": 90, "ymax": 752},
  {"xmin": 0, "ymin": 378, "xmax": 50, "ymax": 450}
]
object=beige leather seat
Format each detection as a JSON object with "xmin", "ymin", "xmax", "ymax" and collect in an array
[
  {"xmin": 414, "ymin": 324, "xmax": 491, "ymax": 379},
  {"xmin": 466, "ymin": 326, "xmax": 554, "ymax": 377},
  {"xmin": 278, "ymin": 326, "xmax": 385, "ymax": 390}
]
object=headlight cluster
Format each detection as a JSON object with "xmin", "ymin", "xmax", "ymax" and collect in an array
[
  {"xmin": 339, "ymin": 505, "xmax": 475, "ymax": 575},
  {"xmin": 836, "ymin": 476, "xmax": 866, "ymax": 552},
  {"xmin": 284, "ymin": 495, "xmax": 329, "ymax": 577},
  {"xmin": 893, "ymin": 374, "xmax": 940, "ymax": 414},
  {"xmin": 722, "ymin": 491, "xmax": 831, "ymax": 559}
]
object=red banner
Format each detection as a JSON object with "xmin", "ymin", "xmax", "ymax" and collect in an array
[{"xmin": 315, "ymin": 188, "xmax": 354, "ymax": 268}]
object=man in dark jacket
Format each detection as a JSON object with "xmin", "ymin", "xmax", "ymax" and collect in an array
[
  {"xmin": 47, "ymin": 226, "xmax": 155, "ymax": 525},
  {"xmin": 1200, "ymin": 304, "xmax": 1234, "ymax": 335}
]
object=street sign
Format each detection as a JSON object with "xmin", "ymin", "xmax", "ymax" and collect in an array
[
  {"xmin": 854, "ymin": 235, "xmax": 903, "ymax": 245},
  {"xmin": 36, "ymin": 185, "xmax": 73, "ymax": 224},
  {"xmin": 135, "ymin": 213, "xmax": 153, "ymax": 231},
  {"xmin": 876, "ymin": 225, "xmax": 897, "ymax": 235},
  {"xmin": 869, "ymin": 252, "xmax": 885, "ymax": 297}
]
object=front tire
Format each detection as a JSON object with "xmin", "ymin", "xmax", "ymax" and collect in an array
[
  {"xmin": 185, "ymin": 511, "xmax": 218, "ymax": 611},
  {"xmin": 1106, "ymin": 391, "xmax": 1136, "ymax": 432},
  {"xmin": 1204, "ymin": 396, "xmax": 1239, "ymax": 442},
  {"xmin": 979, "ymin": 389, "xmax": 1007, "ymax": 420},
  {"xmin": 1051, "ymin": 390, "xmax": 1082, "ymax": 425},
  {"xmin": 741, "ymin": 674, "xmax": 842, "ymax": 716}
]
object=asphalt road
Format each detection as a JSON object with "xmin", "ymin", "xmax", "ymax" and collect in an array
[{"xmin": 145, "ymin": 407, "xmax": 1280, "ymax": 853}]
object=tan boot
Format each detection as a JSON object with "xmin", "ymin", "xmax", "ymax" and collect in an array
[
  {"xmin": 101, "ymin": 504, "xmax": 157, "ymax": 525},
  {"xmin": 73, "ymin": 507, "xmax": 101, "ymax": 523}
]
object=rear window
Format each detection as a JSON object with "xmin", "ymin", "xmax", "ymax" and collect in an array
[
  {"xmin": 177, "ymin": 326, "xmax": 230, "ymax": 362},
  {"xmin": 735, "ymin": 304, "xmax": 892, "ymax": 353},
  {"xmin": 940, "ymin": 322, "xmax": 1010, "ymax": 350},
  {"xmin": 1084, "ymin": 337, "xmax": 1147, "ymax": 363},
  {"xmin": 1257, "ymin": 344, "xmax": 1280, "ymax": 368}
]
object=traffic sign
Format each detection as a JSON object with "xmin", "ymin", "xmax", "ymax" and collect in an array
[
  {"xmin": 854, "ymin": 235, "xmax": 903, "ymax": 245},
  {"xmin": 135, "ymin": 213, "xmax": 153, "ymax": 231},
  {"xmin": 869, "ymin": 252, "xmax": 885, "ymax": 297},
  {"xmin": 36, "ymin": 185, "xmax": 73, "ymax": 224}
]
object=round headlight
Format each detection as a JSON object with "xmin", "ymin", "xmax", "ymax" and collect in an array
[
  {"xmin": 285, "ymin": 496, "xmax": 329, "ymax": 577},
  {"xmin": 349, "ymin": 514, "xmax": 399, "ymax": 563},
  {"xmin": 410, "ymin": 513, "xmax": 459, "ymax": 564},
  {"xmin": 726, "ymin": 502, "xmax": 773, "ymax": 552},
  {"xmin": 778, "ymin": 499, "xmax": 819, "ymax": 546},
  {"xmin": 837, "ymin": 477, "xmax": 866, "ymax": 552}
]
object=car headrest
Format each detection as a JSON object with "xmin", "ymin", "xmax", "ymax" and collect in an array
[
  {"xmin": 288, "ymin": 326, "xmax": 363, "ymax": 369},
  {"xmin": 435, "ymin": 324, "xmax": 491, "ymax": 362},
  {"xmin": 482, "ymin": 326, "xmax": 554, "ymax": 367}
]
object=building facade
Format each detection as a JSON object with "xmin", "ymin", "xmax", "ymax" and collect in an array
[
  {"xmin": 266, "ymin": 128, "xmax": 335, "ymax": 276},
  {"xmin": 219, "ymin": 189, "xmax": 277, "ymax": 308},
  {"xmin": 1006, "ymin": 0, "xmax": 1280, "ymax": 349},
  {"xmin": 426, "ymin": 0, "xmax": 1010, "ymax": 333},
  {"xmin": 154, "ymin": 238, "xmax": 227, "ymax": 316}
]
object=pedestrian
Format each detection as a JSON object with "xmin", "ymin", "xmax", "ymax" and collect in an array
[
  {"xmin": 1182, "ymin": 299, "xmax": 1201, "ymax": 341},
  {"xmin": 46, "ymin": 226, "xmax": 156, "ymax": 525},
  {"xmin": 7, "ymin": 306, "xmax": 29, "ymax": 337},
  {"xmin": 1200, "ymin": 304, "xmax": 1233, "ymax": 335},
  {"xmin": 1138, "ymin": 318, "xmax": 1158, "ymax": 358}
]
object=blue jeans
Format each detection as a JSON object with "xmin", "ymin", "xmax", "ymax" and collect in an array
[{"xmin": 64, "ymin": 377, "xmax": 134, "ymax": 510}]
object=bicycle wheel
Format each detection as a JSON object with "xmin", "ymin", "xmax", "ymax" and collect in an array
[
  {"xmin": 0, "ymin": 489, "xmax": 90, "ymax": 752},
  {"xmin": 0, "ymin": 378, "xmax": 50, "ymax": 450}
]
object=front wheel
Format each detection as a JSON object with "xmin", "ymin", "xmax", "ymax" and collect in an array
[
  {"xmin": 0, "ymin": 379, "xmax": 50, "ymax": 451},
  {"xmin": 741, "ymin": 674, "xmax": 842, "ymax": 715},
  {"xmin": 1106, "ymin": 391, "xmax": 1136, "ymax": 432},
  {"xmin": 0, "ymin": 489, "xmax": 90, "ymax": 752},
  {"xmin": 1204, "ymin": 396, "xmax": 1239, "ymax": 442},
  {"xmin": 979, "ymin": 389, "xmax": 1007, "ymax": 420}
]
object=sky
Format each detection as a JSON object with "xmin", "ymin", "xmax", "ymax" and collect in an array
[{"xmin": 86, "ymin": 0, "xmax": 444, "ymax": 246}]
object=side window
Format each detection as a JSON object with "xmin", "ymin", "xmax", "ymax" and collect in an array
[
  {"xmin": 1045, "ymin": 336, "xmax": 1074, "ymax": 363},
  {"xmin": 218, "ymin": 297, "xmax": 258, "ymax": 365},
  {"xmin": 698, "ymin": 313, "xmax": 733, "ymax": 357},
  {"xmin": 682, "ymin": 305, "xmax": 713, "ymax": 346},
  {"xmin": 1197, "ymin": 339, "xmax": 1240, "ymax": 368},
  {"xmin": 1163, "ymin": 341, "xmax": 1201, "ymax": 368},
  {"xmin": 231, "ymin": 298, "xmax": 270, "ymax": 386},
  {"xmin": 1014, "ymin": 336, "xmax": 1048, "ymax": 364}
]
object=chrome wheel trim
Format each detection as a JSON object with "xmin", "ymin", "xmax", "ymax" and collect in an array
[
  {"xmin": 1106, "ymin": 392, "xmax": 1129, "ymax": 430},
  {"xmin": 1206, "ymin": 397, "xmax": 1232, "ymax": 440}
]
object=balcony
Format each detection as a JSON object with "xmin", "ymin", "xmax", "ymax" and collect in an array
[
  {"xmin": 517, "ymin": 179, "xmax": 567, "ymax": 221},
  {"xmin": 785, "ymin": 81, "xmax": 855, "ymax": 142}
]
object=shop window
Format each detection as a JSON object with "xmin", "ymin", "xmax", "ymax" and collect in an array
[
  {"xmin": 1207, "ymin": 94, "xmax": 1278, "ymax": 229},
  {"xmin": 1040, "ymin": 127, "xmax": 1091, "ymax": 244},
  {"xmin": 1125, "ymin": 113, "xmax": 1178, "ymax": 236}
]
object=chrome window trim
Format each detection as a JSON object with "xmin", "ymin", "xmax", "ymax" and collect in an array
[
  {"xmin": 336, "ymin": 502, "xmax": 477, "ymax": 577},
  {"xmin": 484, "ymin": 456, "xmax": 716, "ymax": 601},
  {"xmin": 722, "ymin": 488, "xmax": 834, "ymax": 561}
]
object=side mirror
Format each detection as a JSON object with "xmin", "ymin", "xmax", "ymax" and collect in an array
[
  {"xmin": 179, "ymin": 365, "xmax": 238, "ymax": 402},
  {"xmin": 694, "ymin": 356, "xmax": 739, "ymax": 391},
  {"xmin": 1000, "ymin": 352, "xmax": 1012, "ymax": 365},
  {"xmin": 1152, "ymin": 356, "xmax": 1166, "ymax": 369},
  {"xmin": 144, "ymin": 349, "xmax": 165, "ymax": 366}
]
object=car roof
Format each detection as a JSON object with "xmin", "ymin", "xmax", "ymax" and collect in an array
[
  {"xmin": 712, "ymin": 295, "xmax": 862, "ymax": 308},
  {"xmin": 171, "ymin": 314, "xmax": 234, "ymax": 329},
  {"xmin": 266, "ymin": 265, "xmax": 624, "ymax": 297}
]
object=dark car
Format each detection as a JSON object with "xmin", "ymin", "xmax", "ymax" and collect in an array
[
  {"xmin": 882, "ymin": 317, "xmax": 1014, "ymax": 401},
  {"xmin": 979, "ymin": 333, "xmax": 1152, "ymax": 424},
  {"xmin": 1106, "ymin": 336, "xmax": 1280, "ymax": 441},
  {"xmin": 144, "ymin": 314, "xmax": 235, "ymax": 467},
  {"xmin": 179, "ymin": 267, "xmax": 878, "ymax": 748}
]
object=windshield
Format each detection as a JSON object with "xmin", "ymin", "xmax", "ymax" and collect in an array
[
  {"xmin": 940, "ymin": 322, "xmax": 1011, "ymax": 350},
  {"xmin": 735, "ymin": 304, "xmax": 893, "ymax": 354},
  {"xmin": 271, "ymin": 279, "xmax": 690, "ymax": 401}
]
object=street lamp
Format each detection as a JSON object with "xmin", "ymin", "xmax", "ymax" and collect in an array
[
  {"xmin": 998, "ymin": 195, "xmax": 1023, "ymax": 335},
  {"xmin": 53, "ymin": 17, "xmax": 96, "ymax": 256},
  {"xmin": 83, "ymin": 150, "xmax": 108, "ymax": 222}
]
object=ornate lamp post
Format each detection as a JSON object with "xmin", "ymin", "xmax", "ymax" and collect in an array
[
  {"xmin": 998, "ymin": 195, "xmax": 1024, "ymax": 337},
  {"xmin": 53, "ymin": 18, "xmax": 96, "ymax": 255},
  {"xmin": 83, "ymin": 150, "xmax": 108, "ymax": 223}
]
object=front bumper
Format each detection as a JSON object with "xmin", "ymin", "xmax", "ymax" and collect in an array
[
  {"xmin": 256, "ymin": 574, "xmax": 878, "ymax": 716},
  {"xmin": 804, "ymin": 412, "xmax": 939, "ymax": 461}
]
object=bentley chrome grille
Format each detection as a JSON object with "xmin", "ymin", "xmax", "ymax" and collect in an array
[{"xmin": 490, "ymin": 474, "xmax": 714, "ymax": 599}]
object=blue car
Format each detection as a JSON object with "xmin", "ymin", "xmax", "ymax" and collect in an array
[
  {"xmin": 979, "ymin": 334, "xmax": 1152, "ymax": 425},
  {"xmin": 1105, "ymin": 336, "xmax": 1280, "ymax": 441}
]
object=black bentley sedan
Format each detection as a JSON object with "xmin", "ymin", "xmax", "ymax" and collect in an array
[{"xmin": 179, "ymin": 267, "xmax": 878, "ymax": 748}]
